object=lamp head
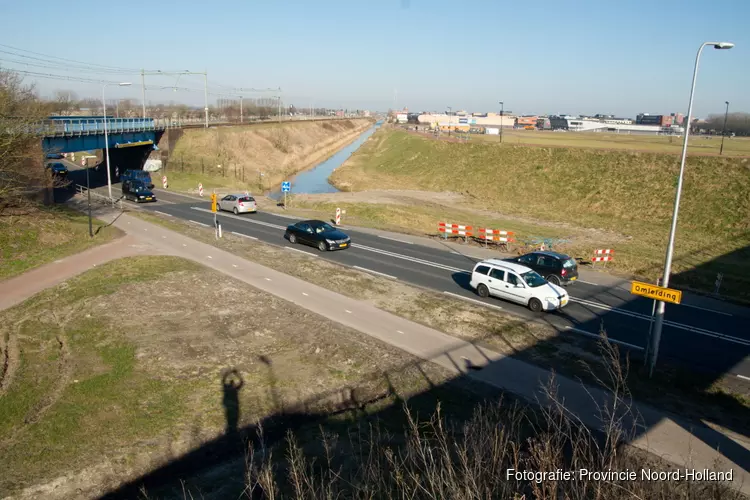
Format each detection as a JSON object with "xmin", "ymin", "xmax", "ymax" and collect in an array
[
  {"xmin": 713, "ymin": 42, "xmax": 734, "ymax": 49},
  {"xmin": 119, "ymin": 82, "xmax": 132, "ymax": 87}
]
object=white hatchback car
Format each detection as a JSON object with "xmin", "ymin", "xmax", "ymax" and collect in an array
[
  {"xmin": 469, "ymin": 259, "xmax": 569, "ymax": 312},
  {"xmin": 218, "ymin": 194, "xmax": 257, "ymax": 214}
]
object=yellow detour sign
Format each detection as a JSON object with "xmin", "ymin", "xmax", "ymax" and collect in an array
[
  {"xmin": 210, "ymin": 193, "xmax": 217, "ymax": 213},
  {"xmin": 630, "ymin": 281, "xmax": 682, "ymax": 304}
]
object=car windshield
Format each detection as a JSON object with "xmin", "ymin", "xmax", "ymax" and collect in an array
[
  {"xmin": 239, "ymin": 196, "xmax": 255, "ymax": 202},
  {"xmin": 314, "ymin": 223, "xmax": 335, "ymax": 234},
  {"xmin": 521, "ymin": 270, "xmax": 547, "ymax": 288},
  {"xmin": 133, "ymin": 184, "xmax": 147, "ymax": 193},
  {"xmin": 562, "ymin": 258, "xmax": 577, "ymax": 269}
]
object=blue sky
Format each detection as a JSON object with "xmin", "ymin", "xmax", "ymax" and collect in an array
[{"xmin": 1, "ymin": 0, "xmax": 748, "ymax": 118}]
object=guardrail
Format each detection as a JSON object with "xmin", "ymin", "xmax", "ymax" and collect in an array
[{"xmin": 75, "ymin": 184, "xmax": 123, "ymax": 211}]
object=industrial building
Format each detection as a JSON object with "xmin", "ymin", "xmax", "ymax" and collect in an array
[
  {"xmin": 417, "ymin": 112, "xmax": 515, "ymax": 130},
  {"xmin": 549, "ymin": 115, "xmax": 684, "ymax": 135}
]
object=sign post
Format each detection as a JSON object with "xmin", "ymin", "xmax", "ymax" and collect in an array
[
  {"xmin": 281, "ymin": 181, "xmax": 291, "ymax": 209},
  {"xmin": 211, "ymin": 192, "xmax": 219, "ymax": 239}
]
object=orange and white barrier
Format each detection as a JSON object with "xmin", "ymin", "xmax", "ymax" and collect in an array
[
  {"xmin": 477, "ymin": 228, "xmax": 515, "ymax": 242},
  {"xmin": 592, "ymin": 248, "xmax": 615, "ymax": 262},
  {"xmin": 162, "ymin": 175, "xmax": 168, "ymax": 189},
  {"xmin": 198, "ymin": 183, "xmax": 204, "ymax": 197},
  {"xmin": 335, "ymin": 207, "xmax": 341, "ymax": 225},
  {"xmin": 438, "ymin": 222, "xmax": 473, "ymax": 237}
]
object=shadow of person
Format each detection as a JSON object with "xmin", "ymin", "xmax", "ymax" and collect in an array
[{"xmin": 221, "ymin": 368, "xmax": 245, "ymax": 436}]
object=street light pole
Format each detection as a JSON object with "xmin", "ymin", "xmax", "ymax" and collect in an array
[
  {"xmin": 86, "ymin": 161, "xmax": 93, "ymax": 237},
  {"xmin": 447, "ymin": 106, "xmax": 452, "ymax": 136},
  {"xmin": 647, "ymin": 41, "xmax": 734, "ymax": 378},
  {"xmin": 720, "ymin": 100, "xmax": 730, "ymax": 155},
  {"xmin": 102, "ymin": 82, "xmax": 132, "ymax": 201},
  {"xmin": 499, "ymin": 101, "xmax": 504, "ymax": 143}
]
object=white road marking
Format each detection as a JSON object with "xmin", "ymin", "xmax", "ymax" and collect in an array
[
  {"xmin": 162, "ymin": 236, "xmax": 166, "ymax": 239},
  {"xmin": 353, "ymin": 243, "xmax": 468, "ymax": 273},
  {"xmin": 232, "ymin": 264, "xmax": 238, "ymax": 268},
  {"xmin": 563, "ymin": 327, "xmax": 644, "ymax": 351},
  {"xmin": 182, "ymin": 244, "xmax": 187, "ymax": 247},
  {"xmin": 189, "ymin": 220, "xmax": 210, "ymax": 227},
  {"xmin": 442, "ymin": 291, "xmax": 504, "ymax": 312},
  {"xmin": 302, "ymin": 292, "xmax": 309, "ymax": 296},
  {"xmin": 570, "ymin": 297, "xmax": 750, "ymax": 347},
  {"xmin": 378, "ymin": 235, "xmax": 413, "ymax": 244},
  {"xmin": 192, "ymin": 207, "xmax": 285, "ymax": 230},
  {"xmin": 397, "ymin": 330, "xmax": 404, "ymax": 334},
  {"xmin": 679, "ymin": 303, "xmax": 733, "ymax": 316},
  {"xmin": 345, "ymin": 310, "xmax": 352, "ymax": 314},
  {"xmin": 143, "ymin": 228, "xmax": 148, "ymax": 231},
  {"xmin": 352, "ymin": 266, "xmax": 398, "ymax": 280},
  {"xmin": 265, "ymin": 278, "xmax": 271, "ymax": 281},
  {"xmin": 576, "ymin": 279, "xmax": 600, "ymax": 286},
  {"xmin": 154, "ymin": 211, "xmax": 172, "ymax": 217},
  {"xmin": 266, "ymin": 212, "xmax": 299, "ymax": 220},
  {"xmin": 286, "ymin": 246, "xmax": 315, "ymax": 256},
  {"xmin": 232, "ymin": 231, "xmax": 258, "ymax": 240},
  {"xmin": 737, "ymin": 374, "xmax": 750, "ymax": 382},
  {"xmin": 207, "ymin": 256, "xmax": 212, "ymax": 259}
]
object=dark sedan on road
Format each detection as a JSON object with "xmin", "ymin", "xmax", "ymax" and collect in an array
[
  {"xmin": 507, "ymin": 250, "xmax": 578, "ymax": 286},
  {"xmin": 46, "ymin": 162, "xmax": 68, "ymax": 177},
  {"xmin": 285, "ymin": 220, "xmax": 351, "ymax": 251},
  {"xmin": 122, "ymin": 179, "xmax": 156, "ymax": 203}
]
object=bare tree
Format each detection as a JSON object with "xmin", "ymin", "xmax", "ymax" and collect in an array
[
  {"xmin": 0, "ymin": 70, "xmax": 50, "ymax": 211},
  {"xmin": 49, "ymin": 90, "xmax": 79, "ymax": 116}
]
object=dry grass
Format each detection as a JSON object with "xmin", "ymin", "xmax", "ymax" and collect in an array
[
  {"xmin": 327, "ymin": 129, "xmax": 750, "ymax": 301},
  {"xmin": 470, "ymin": 128, "xmax": 750, "ymax": 156},
  {"xmin": 0, "ymin": 255, "xmax": 453, "ymax": 499},
  {"xmin": 167, "ymin": 119, "xmax": 373, "ymax": 192}
]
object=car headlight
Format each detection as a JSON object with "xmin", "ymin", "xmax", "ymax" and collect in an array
[
  {"xmin": 326, "ymin": 239, "xmax": 335, "ymax": 244},
  {"xmin": 138, "ymin": 195, "xmax": 144, "ymax": 199},
  {"xmin": 545, "ymin": 296, "xmax": 559, "ymax": 303}
]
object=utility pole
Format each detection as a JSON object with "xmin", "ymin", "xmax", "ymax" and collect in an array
[
  {"xmin": 447, "ymin": 106, "xmax": 452, "ymax": 136},
  {"xmin": 499, "ymin": 101, "xmax": 504, "ymax": 143},
  {"xmin": 140, "ymin": 69, "xmax": 146, "ymax": 119},
  {"xmin": 720, "ymin": 100, "xmax": 729, "ymax": 155},
  {"xmin": 203, "ymin": 72, "xmax": 209, "ymax": 128},
  {"xmin": 240, "ymin": 96, "xmax": 243, "ymax": 124}
]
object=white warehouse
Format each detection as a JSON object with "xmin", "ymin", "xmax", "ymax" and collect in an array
[{"xmin": 549, "ymin": 116, "xmax": 684, "ymax": 135}]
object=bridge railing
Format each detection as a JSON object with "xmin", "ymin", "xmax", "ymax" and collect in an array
[{"xmin": 41, "ymin": 118, "xmax": 160, "ymax": 136}]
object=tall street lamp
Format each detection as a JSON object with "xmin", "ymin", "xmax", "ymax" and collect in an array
[
  {"xmin": 647, "ymin": 41, "xmax": 734, "ymax": 377},
  {"xmin": 447, "ymin": 106, "xmax": 452, "ymax": 136},
  {"xmin": 720, "ymin": 100, "xmax": 730, "ymax": 155},
  {"xmin": 498, "ymin": 101, "xmax": 504, "ymax": 143},
  {"xmin": 86, "ymin": 159, "xmax": 93, "ymax": 237},
  {"xmin": 102, "ymin": 82, "xmax": 132, "ymax": 200}
]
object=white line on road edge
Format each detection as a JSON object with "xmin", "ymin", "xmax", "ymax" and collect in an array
[
  {"xmin": 352, "ymin": 266, "xmax": 398, "ymax": 280},
  {"xmin": 264, "ymin": 278, "xmax": 271, "ymax": 281},
  {"xmin": 354, "ymin": 243, "xmax": 468, "ymax": 273},
  {"xmin": 232, "ymin": 231, "xmax": 258, "ymax": 240},
  {"xmin": 571, "ymin": 296, "xmax": 750, "ymax": 347},
  {"xmin": 563, "ymin": 327, "xmax": 644, "ymax": 351},
  {"xmin": 378, "ymin": 235, "xmax": 413, "ymax": 244},
  {"xmin": 576, "ymin": 280, "xmax": 600, "ymax": 286},
  {"xmin": 189, "ymin": 220, "xmax": 210, "ymax": 227},
  {"xmin": 264, "ymin": 211, "xmax": 298, "ymax": 220},
  {"xmin": 154, "ymin": 211, "xmax": 173, "ymax": 217},
  {"xmin": 232, "ymin": 264, "xmax": 238, "ymax": 268},
  {"xmin": 443, "ymin": 291, "xmax": 504, "ymax": 312},
  {"xmin": 302, "ymin": 292, "xmax": 309, "ymax": 296},
  {"xmin": 737, "ymin": 374, "xmax": 750, "ymax": 382},
  {"xmin": 345, "ymin": 310, "xmax": 352, "ymax": 313},
  {"xmin": 192, "ymin": 207, "xmax": 286, "ymax": 230},
  {"xmin": 207, "ymin": 256, "xmax": 213, "ymax": 259},
  {"xmin": 285, "ymin": 247, "xmax": 316, "ymax": 256},
  {"xmin": 397, "ymin": 330, "xmax": 404, "ymax": 334},
  {"xmin": 679, "ymin": 302, "xmax": 733, "ymax": 316}
]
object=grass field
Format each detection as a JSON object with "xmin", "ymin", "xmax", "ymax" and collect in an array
[
  {"xmin": 167, "ymin": 118, "xmax": 373, "ymax": 192},
  {"xmin": 468, "ymin": 128, "xmax": 750, "ymax": 156},
  {"xmin": 327, "ymin": 129, "xmax": 750, "ymax": 301},
  {"xmin": 0, "ymin": 206, "xmax": 122, "ymax": 280},
  {"xmin": 0, "ymin": 255, "xmax": 456, "ymax": 498}
]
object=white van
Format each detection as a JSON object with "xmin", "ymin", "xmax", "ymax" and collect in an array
[{"xmin": 469, "ymin": 259, "xmax": 569, "ymax": 312}]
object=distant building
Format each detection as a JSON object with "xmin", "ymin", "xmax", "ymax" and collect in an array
[
  {"xmin": 549, "ymin": 115, "xmax": 683, "ymax": 135},
  {"xmin": 515, "ymin": 116, "xmax": 538, "ymax": 128},
  {"xmin": 636, "ymin": 114, "xmax": 674, "ymax": 126}
]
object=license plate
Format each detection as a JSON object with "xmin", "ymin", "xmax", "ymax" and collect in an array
[
  {"xmin": 339, "ymin": 243, "xmax": 347, "ymax": 248},
  {"xmin": 145, "ymin": 197, "xmax": 152, "ymax": 200}
]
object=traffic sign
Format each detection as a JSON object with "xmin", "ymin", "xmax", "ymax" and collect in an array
[
  {"xmin": 198, "ymin": 183, "xmax": 204, "ymax": 197},
  {"xmin": 281, "ymin": 181, "xmax": 291, "ymax": 193},
  {"xmin": 630, "ymin": 281, "xmax": 682, "ymax": 304}
]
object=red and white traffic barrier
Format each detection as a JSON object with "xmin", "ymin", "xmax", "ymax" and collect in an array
[
  {"xmin": 592, "ymin": 248, "xmax": 615, "ymax": 262},
  {"xmin": 477, "ymin": 228, "xmax": 515, "ymax": 242},
  {"xmin": 198, "ymin": 183, "xmax": 204, "ymax": 197},
  {"xmin": 438, "ymin": 222, "xmax": 473, "ymax": 237},
  {"xmin": 162, "ymin": 175, "xmax": 168, "ymax": 189},
  {"xmin": 335, "ymin": 207, "xmax": 341, "ymax": 225}
]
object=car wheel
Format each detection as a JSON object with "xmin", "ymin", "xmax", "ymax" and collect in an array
[
  {"xmin": 233, "ymin": 207, "xmax": 239, "ymax": 215},
  {"xmin": 546, "ymin": 275, "xmax": 561, "ymax": 286},
  {"xmin": 529, "ymin": 298, "xmax": 543, "ymax": 313},
  {"xmin": 318, "ymin": 241, "xmax": 327, "ymax": 252},
  {"xmin": 289, "ymin": 233, "xmax": 297, "ymax": 244},
  {"xmin": 477, "ymin": 284, "xmax": 489, "ymax": 298}
]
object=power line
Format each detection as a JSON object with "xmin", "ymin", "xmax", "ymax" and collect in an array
[
  {"xmin": 3, "ymin": 68, "xmax": 123, "ymax": 85},
  {"xmin": 0, "ymin": 43, "xmax": 140, "ymax": 72}
]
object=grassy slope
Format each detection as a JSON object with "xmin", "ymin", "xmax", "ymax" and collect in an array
[
  {"xmin": 167, "ymin": 119, "xmax": 373, "ymax": 192},
  {"xmin": 329, "ymin": 129, "xmax": 750, "ymax": 299},
  {"xmin": 0, "ymin": 206, "xmax": 122, "ymax": 280}
]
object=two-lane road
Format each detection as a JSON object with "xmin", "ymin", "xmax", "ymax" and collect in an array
[
  {"xmin": 73, "ymin": 179, "xmax": 749, "ymax": 380},
  {"xmin": 111, "ymin": 190, "xmax": 750, "ymax": 380}
]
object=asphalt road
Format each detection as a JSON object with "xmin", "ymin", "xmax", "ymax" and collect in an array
[{"xmin": 73, "ymin": 180, "xmax": 750, "ymax": 380}]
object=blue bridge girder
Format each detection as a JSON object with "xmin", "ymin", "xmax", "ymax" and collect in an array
[{"xmin": 41, "ymin": 116, "xmax": 165, "ymax": 154}]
